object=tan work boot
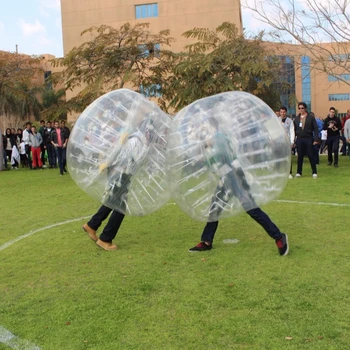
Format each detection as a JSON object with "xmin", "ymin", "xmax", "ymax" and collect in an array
[
  {"xmin": 96, "ymin": 239, "xmax": 117, "ymax": 251},
  {"xmin": 82, "ymin": 223, "xmax": 98, "ymax": 242}
]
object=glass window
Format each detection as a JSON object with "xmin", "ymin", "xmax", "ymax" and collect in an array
[
  {"xmin": 140, "ymin": 84, "xmax": 162, "ymax": 97},
  {"xmin": 135, "ymin": 3, "xmax": 158, "ymax": 19},
  {"xmin": 328, "ymin": 74, "xmax": 350, "ymax": 82},
  {"xmin": 301, "ymin": 56, "xmax": 311, "ymax": 111},
  {"xmin": 138, "ymin": 43, "xmax": 160, "ymax": 58},
  {"xmin": 329, "ymin": 94, "xmax": 350, "ymax": 101}
]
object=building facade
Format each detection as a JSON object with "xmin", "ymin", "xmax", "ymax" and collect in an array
[
  {"xmin": 61, "ymin": 0, "xmax": 243, "ymax": 54},
  {"xmin": 270, "ymin": 42, "xmax": 350, "ymax": 119},
  {"xmin": 60, "ymin": 1, "xmax": 350, "ymax": 121}
]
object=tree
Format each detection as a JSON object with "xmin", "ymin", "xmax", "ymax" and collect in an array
[
  {"xmin": 244, "ymin": 0, "xmax": 350, "ymax": 84},
  {"xmin": 40, "ymin": 88, "xmax": 67, "ymax": 121},
  {"xmin": 0, "ymin": 52, "xmax": 43, "ymax": 126},
  {"xmin": 54, "ymin": 22, "xmax": 175, "ymax": 112},
  {"xmin": 147, "ymin": 22, "xmax": 283, "ymax": 111}
]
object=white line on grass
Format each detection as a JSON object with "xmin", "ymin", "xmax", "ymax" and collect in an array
[
  {"xmin": 0, "ymin": 325, "xmax": 41, "ymax": 349},
  {"xmin": 275, "ymin": 199, "xmax": 350, "ymax": 207},
  {"xmin": 0, "ymin": 215, "xmax": 91, "ymax": 252}
]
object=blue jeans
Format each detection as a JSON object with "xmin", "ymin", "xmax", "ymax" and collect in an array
[
  {"xmin": 55, "ymin": 147, "xmax": 66, "ymax": 174},
  {"xmin": 46, "ymin": 144, "xmax": 56, "ymax": 167}
]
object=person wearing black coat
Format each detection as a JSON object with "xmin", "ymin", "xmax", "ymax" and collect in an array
[
  {"xmin": 323, "ymin": 107, "xmax": 342, "ymax": 167},
  {"xmin": 293, "ymin": 102, "xmax": 320, "ymax": 178}
]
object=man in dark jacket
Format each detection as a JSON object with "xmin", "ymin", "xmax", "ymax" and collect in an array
[
  {"xmin": 323, "ymin": 107, "xmax": 342, "ymax": 167},
  {"xmin": 293, "ymin": 102, "xmax": 320, "ymax": 178}
]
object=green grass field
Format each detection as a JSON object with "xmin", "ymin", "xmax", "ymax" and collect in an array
[{"xmin": 1, "ymin": 155, "xmax": 350, "ymax": 350}]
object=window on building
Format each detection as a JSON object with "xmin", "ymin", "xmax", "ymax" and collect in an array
[
  {"xmin": 138, "ymin": 43, "xmax": 160, "ymax": 58},
  {"xmin": 328, "ymin": 54, "xmax": 350, "ymax": 62},
  {"xmin": 272, "ymin": 55, "xmax": 296, "ymax": 115},
  {"xmin": 44, "ymin": 71, "xmax": 52, "ymax": 89},
  {"xmin": 301, "ymin": 56, "xmax": 311, "ymax": 111},
  {"xmin": 135, "ymin": 3, "xmax": 158, "ymax": 19},
  {"xmin": 140, "ymin": 84, "xmax": 162, "ymax": 97},
  {"xmin": 328, "ymin": 74, "xmax": 350, "ymax": 82},
  {"xmin": 329, "ymin": 94, "xmax": 350, "ymax": 101}
]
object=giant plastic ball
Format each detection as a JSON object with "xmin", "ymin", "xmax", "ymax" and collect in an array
[
  {"xmin": 67, "ymin": 89, "xmax": 171, "ymax": 216},
  {"xmin": 166, "ymin": 91, "xmax": 291, "ymax": 222}
]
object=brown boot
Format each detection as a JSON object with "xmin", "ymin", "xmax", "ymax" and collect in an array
[
  {"xmin": 96, "ymin": 239, "xmax": 117, "ymax": 251},
  {"xmin": 82, "ymin": 224, "xmax": 98, "ymax": 242}
]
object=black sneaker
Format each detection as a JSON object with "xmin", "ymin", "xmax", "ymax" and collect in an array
[
  {"xmin": 189, "ymin": 242, "xmax": 212, "ymax": 252},
  {"xmin": 275, "ymin": 234, "xmax": 289, "ymax": 256}
]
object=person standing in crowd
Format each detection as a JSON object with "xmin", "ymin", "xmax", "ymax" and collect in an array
[
  {"xmin": 320, "ymin": 129, "xmax": 327, "ymax": 154},
  {"xmin": 279, "ymin": 107, "xmax": 295, "ymax": 179},
  {"xmin": 12, "ymin": 128, "xmax": 21, "ymax": 148},
  {"xmin": 4, "ymin": 128, "xmax": 17, "ymax": 169},
  {"xmin": 22, "ymin": 122, "xmax": 32, "ymax": 169},
  {"xmin": 343, "ymin": 116, "xmax": 350, "ymax": 158},
  {"xmin": 323, "ymin": 107, "xmax": 342, "ymax": 168},
  {"xmin": 293, "ymin": 102, "xmax": 320, "ymax": 178},
  {"xmin": 61, "ymin": 120, "xmax": 70, "ymax": 139},
  {"xmin": 51, "ymin": 120, "xmax": 69, "ymax": 175},
  {"xmin": 29, "ymin": 126, "xmax": 43, "ymax": 169},
  {"xmin": 19, "ymin": 139, "xmax": 28, "ymax": 167},
  {"xmin": 2, "ymin": 130, "xmax": 8, "ymax": 169},
  {"xmin": 312, "ymin": 113, "xmax": 323, "ymax": 165},
  {"xmin": 340, "ymin": 109, "xmax": 350, "ymax": 156},
  {"xmin": 17, "ymin": 128, "xmax": 23, "ymax": 144},
  {"xmin": 44, "ymin": 121, "xmax": 56, "ymax": 168},
  {"xmin": 38, "ymin": 120, "xmax": 47, "ymax": 168}
]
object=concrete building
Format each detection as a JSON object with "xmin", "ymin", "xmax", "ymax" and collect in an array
[
  {"xmin": 60, "ymin": 0, "xmax": 350, "ymax": 120},
  {"xmin": 60, "ymin": 0, "xmax": 243, "ymax": 54},
  {"xmin": 268, "ymin": 42, "xmax": 350, "ymax": 119}
]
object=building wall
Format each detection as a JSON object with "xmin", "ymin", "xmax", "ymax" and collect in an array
[
  {"xmin": 61, "ymin": 0, "xmax": 242, "ymax": 54},
  {"xmin": 267, "ymin": 42, "xmax": 350, "ymax": 119}
]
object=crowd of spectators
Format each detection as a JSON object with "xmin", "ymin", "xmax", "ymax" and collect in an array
[
  {"xmin": 1, "ymin": 119, "xmax": 70, "ymax": 175},
  {"xmin": 277, "ymin": 104, "xmax": 350, "ymax": 178}
]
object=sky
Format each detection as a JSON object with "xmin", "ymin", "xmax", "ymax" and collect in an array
[
  {"xmin": 0, "ymin": 0, "xmax": 63, "ymax": 57},
  {"xmin": 0, "ymin": 0, "xmax": 321, "ymax": 58}
]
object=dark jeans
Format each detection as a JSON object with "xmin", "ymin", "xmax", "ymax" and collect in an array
[
  {"xmin": 340, "ymin": 135, "xmax": 347, "ymax": 155},
  {"xmin": 201, "ymin": 208, "xmax": 282, "ymax": 243},
  {"xmin": 313, "ymin": 143, "xmax": 320, "ymax": 165},
  {"xmin": 55, "ymin": 146, "xmax": 66, "ymax": 174},
  {"xmin": 327, "ymin": 136, "xmax": 340, "ymax": 165},
  {"xmin": 46, "ymin": 144, "xmax": 56, "ymax": 167},
  {"xmin": 88, "ymin": 205, "xmax": 125, "ymax": 243},
  {"xmin": 296, "ymin": 138, "xmax": 317, "ymax": 175},
  {"xmin": 25, "ymin": 144, "xmax": 32, "ymax": 168},
  {"xmin": 40, "ymin": 144, "xmax": 46, "ymax": 165},
  {"xmin": 202, "ymin": 168, "xmax": 282, "ymax": 243},
  {"xmin": 3, "ymin": 150, "xmax": 7, "ymax": 168}
]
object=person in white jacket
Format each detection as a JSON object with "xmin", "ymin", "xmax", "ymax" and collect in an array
[
  {"xmin": 279, "ymin": 107, "xmax": 295, "ymax": 179},
  {"xmin": 343, "ymin": 118, "xmax": 350, "ymax": 158}
]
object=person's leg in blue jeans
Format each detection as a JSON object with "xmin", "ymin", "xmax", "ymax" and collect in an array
[{"xmin": 56, "ymin": 147, "xmax": 63, "ymax": 175}]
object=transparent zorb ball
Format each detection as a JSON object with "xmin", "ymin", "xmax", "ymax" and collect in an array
[
  {"xmin": 67, "ymin": 89, "xmax": 171, "ymax": 215},
  {"xmin": 166, "ymin": 91, "xmax": 291, "ymax": 222}
]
